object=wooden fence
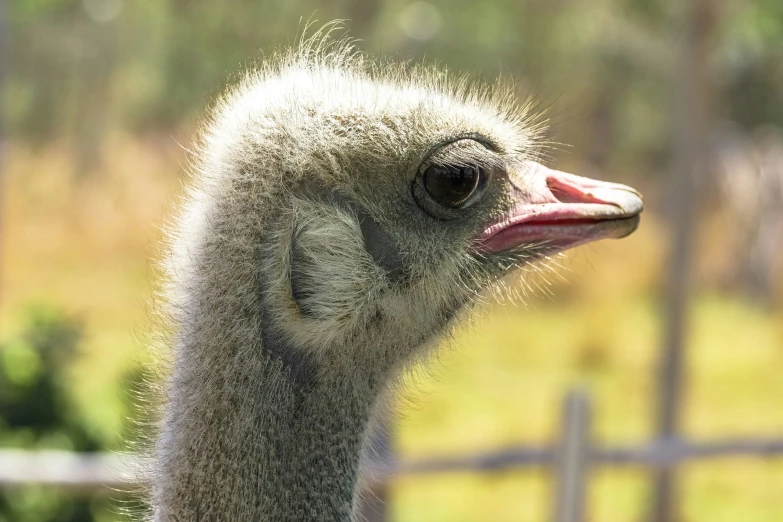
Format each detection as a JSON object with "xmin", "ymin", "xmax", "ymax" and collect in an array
[
  {"xmin": 2, "ymin": 388, "xmax": 782, "ymax": 522},
  {"xmin": 357, "ymin": 390, "xmax": 783, "ymax": 522}
]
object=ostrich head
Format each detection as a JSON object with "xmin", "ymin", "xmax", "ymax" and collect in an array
[{"xmin": 156, "ymin": 34, "xmax": 642, "ymax": 520}]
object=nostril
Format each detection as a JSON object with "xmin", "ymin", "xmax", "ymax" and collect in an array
[
  {"xmin": 549, "ymin": 184, "xmax": 583, "ymax": 204},
  {"xmin": 546, "ymin": 176, "xmax": 599, "ymax": 205}
]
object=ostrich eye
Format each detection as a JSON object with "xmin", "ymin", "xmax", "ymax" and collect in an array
[
  {"xmin": 412, "ymin": 137, "xmax": 494, "ymax": 219},
  {"xmin": 421, "ymin": 164, "xmax": 484, "ymax": 209}
]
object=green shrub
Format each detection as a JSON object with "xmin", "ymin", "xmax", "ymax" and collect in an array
[{"xmin": 0, "ymin": 307, "xmax": 112, "ymax": 522}]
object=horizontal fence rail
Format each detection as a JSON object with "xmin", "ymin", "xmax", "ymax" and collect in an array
[
  {"xmin": 0, "ymin": 450, "xmax": 131, "ymax": 489},
  {"xmin": 3, "ymin": 390, "xmax": 783, "ymax": 522},
  {"xmin": 3, "ymin": 437, "xmax": 783, "ymax": 490}
]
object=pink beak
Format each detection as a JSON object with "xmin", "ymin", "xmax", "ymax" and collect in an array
[{"xmin": 475, "ymin": 162, "xmax": 643, "ymax": 255}]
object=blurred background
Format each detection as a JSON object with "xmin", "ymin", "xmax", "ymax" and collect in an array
[{"xmin": 1, "ymin": 0, "xmax": 782, "ymax": 521}]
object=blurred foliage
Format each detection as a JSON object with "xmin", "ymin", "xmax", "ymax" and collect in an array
[
  {"xmin": 0, "ymin": 308, "xmax": 95, "ymax": 449},
  {"xmin": 0, "ymin": 307, "xmax": 112, "ymax": 522}
]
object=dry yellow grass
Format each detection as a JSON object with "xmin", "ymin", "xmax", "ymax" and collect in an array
[{"xmin": 2, "ymin": 136, "xmax": 782, "ymax": 521}]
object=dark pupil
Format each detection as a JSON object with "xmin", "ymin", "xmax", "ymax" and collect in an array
[{"xmin": 423, "ymin": 164, "xmax": 480, "ymax": 208}]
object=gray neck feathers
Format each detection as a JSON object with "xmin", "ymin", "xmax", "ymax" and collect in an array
[
  {"xmin": 152, "ymin": 228, "xmax": 391, "ymax": 522},
  {"xmin": 155, "ymin": 351, "xmax": 376, "ymax": 521}
]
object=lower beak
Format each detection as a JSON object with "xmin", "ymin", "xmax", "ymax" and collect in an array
[{"xmin": 474, "ymin": 162, "xmax": 643, "ymax": 255}]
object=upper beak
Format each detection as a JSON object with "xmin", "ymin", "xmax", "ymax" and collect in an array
[{"xmin": 475, "ymin": 162, "xmax": 643, "ymax": 255}]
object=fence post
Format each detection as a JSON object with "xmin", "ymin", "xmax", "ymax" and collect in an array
[
  {"xmin": 652, "ymin": 0, "xmax": 716, "ymax": 520},
  {"xmin": 356, "ymin": 410, "xmax": 393, "ymax": 522},
  {"xmin": 553, "ymin": 389, "xmax": 592, "ymax": 522}
]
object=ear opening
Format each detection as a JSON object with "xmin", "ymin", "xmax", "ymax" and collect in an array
[{"xmin": 355, "ymin": 208, "xmax": 407, "ymax": 286}]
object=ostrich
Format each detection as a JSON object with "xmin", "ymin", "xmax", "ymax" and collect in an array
[{"xmin": 148, "ymin": 35, "xmax": 643, "ymax": 521}]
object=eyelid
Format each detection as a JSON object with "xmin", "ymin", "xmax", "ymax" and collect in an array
[
  {"xmin": 420, "ymin": 137, "xmax": 499, "ymax": 174},
  {"xmin": 420, "ymin": 134, "xmax": 497, "ymax": 165}
]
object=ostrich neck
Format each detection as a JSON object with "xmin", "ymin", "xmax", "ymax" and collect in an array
[{"xmin": 154, "ymin": 302, "xmax": 383, "ymax": 521}]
